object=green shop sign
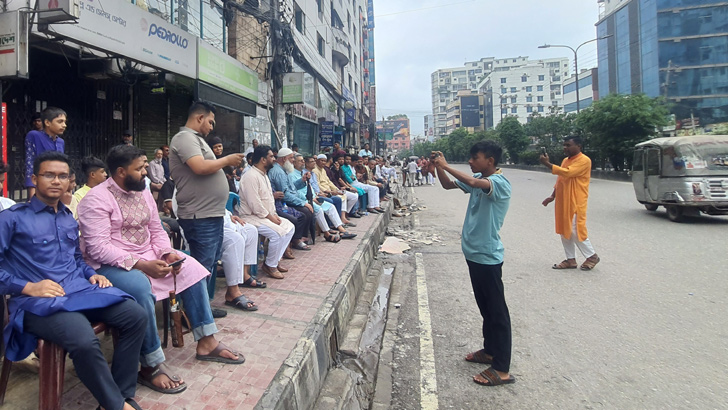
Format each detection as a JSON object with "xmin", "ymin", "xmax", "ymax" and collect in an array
[{"xmin": 197, "ymin": 39, "xmax": 258, "ymax": 102}]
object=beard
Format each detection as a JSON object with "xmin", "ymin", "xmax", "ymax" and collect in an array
[
  {"xmin": 124, "ymin": 174, "xmax": 147, "ymax": 192},
  {"xmin": 283, "ymin": 161, "xmax": 295, "ymax": 174}
]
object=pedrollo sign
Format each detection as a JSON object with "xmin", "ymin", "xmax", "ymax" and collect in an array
[{"xmin": 50, "ymin": 0, "xmax": 197, "ymax": 77}]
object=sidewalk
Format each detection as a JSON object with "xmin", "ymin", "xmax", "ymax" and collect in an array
[{"xmin": 0, "ymin": 208, "xmax": 389, "ymax": 410}]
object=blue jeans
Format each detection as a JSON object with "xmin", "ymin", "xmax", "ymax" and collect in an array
[
  {"xmin": 96, "ymin": 266, "xmax": 218, "ymax": 368},
  {"xmin": 178, "ymin": 217, "xmax": 224, "ymax": 300},
  {"xmin": 321, "ymin": 196, "xmax": 342, "ymax": 215}
]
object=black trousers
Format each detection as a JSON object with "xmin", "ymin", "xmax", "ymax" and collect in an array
[
  {"xmin": 466, "ymin": 260, "xmax": 512, "ymax": 373},
  {"xmin": 291, "ymin": 205, "xmax": 314, "ymax": 238},
  {"xmin": 24, "ymin": 299, "xmax": 147, "ymax": 410},
  {"xmin": 279, "ymin": 210, "xmax": 306, "ymax": 240}
]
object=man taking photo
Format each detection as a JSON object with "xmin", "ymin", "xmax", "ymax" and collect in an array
[{"xmin": 431, "ymin": 141, "xmax": 515, "ymax": 387}]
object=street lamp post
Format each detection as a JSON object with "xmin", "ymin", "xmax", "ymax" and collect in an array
[{"xmin": 538, "ymin": 35, "xmax": 612, "ymax": 113}]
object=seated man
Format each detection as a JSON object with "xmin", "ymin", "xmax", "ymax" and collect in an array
[
  {"xmin": 221, "ymin": 208, "xmax": 263, "ymax": 311},
  {"xmin": 78, "ymin": 145, "xmax": 244, "ymax": 396},
  {"xmin": 367, "ymin": 159, "xmax": 389, "ymax": 201},
  {"xmin": 343, "ymin": 154, "xmax": 383, "ymax": 213},
  {"xmin": 238, "ymin": 146, "xmax": 295, "ymax": 279},
  {"xmin": 71, "ymin": 156, "xmax": 108, "ymax": 219},
  {"xmin": 331, "ymin": 156, "xmax": 365, "ymax": 218},
  {"xmin": 289, "ymin": 155, "xmax": 355, "ymax": 241},
  {"xmin": 0, "ymin": 151, "xmax": 146, "ymax": 410},
  {"xmin": 311, "ymin": 154, "xmax": 359, "ymax": 225},
  {"xmin": 268, "ymin": 148, "xmax": 312, "ymax": 251}
]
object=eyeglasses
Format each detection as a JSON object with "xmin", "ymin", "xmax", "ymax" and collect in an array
[{"xmin": 38, "ymin": 173, "xmax": 71, "ymax": 181}]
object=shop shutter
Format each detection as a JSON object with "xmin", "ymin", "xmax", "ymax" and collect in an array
[{"xmin": 137, "ymin": 84, "xmax": 168, "ymax": 155}]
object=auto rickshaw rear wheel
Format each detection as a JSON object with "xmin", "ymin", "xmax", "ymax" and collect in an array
[
  {"xmin": 644, "ymin": 204, "xmax": 659, "ymax": 211},
  {"xmin": 666, "ymin": 205, "xmax": 684, "ymax": 222}
]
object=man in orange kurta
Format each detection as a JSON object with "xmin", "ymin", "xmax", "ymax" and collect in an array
[{"xmin": 540, "ymin": 136, "xmax": 600, "ymax": 271}]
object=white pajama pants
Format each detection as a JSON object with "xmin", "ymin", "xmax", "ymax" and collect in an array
[
  {"xmin": 561, "ymin": 215, "xmax": 596, "ymax": 259},
  {"xmin": 343, "ymin": 191, "xmax": 358, "ymax": 213},
  {"xmin": 352, "ymin": 181, "xmax": 380, "ymax": 208},
  {"xmin": 221, "ymin": 223, "xmax": 258, "ymax": 286},
  {"xmin": 314, "ymin": 205, "xmax": 343, "ymax": 232},
  {"xmin": 257, "ymin": 224, "xmax": 295, "ymax": 268}
]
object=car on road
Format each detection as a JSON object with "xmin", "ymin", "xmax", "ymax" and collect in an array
[{"xmin": 632, "ymin": 135, "xmax": 728, "ymax": 222}]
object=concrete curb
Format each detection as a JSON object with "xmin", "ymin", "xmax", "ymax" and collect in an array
[
  {"xmin": 255, "ymin": 203, "xmax": 392, "ymax": 410},
  {"xmin": 499, "ymin": 164, "xmax": 631, "ymax": 182}
]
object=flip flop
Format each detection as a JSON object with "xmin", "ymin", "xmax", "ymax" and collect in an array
[
  {"xmin": 225, "ymin": 295, "xmax": 258, "ymax": 311},
  {"xmin": 465, "ymin": 349, "xmax": 493, "ymax": 364},
  {"xmin": 340, "ymin": 232, "xmax": 357, "ymax": 240},
  {"xmin": 552, "ymin": 260, "xmax": 577, "ymax": 270},
  {"xmin": 239, "ymin": 277, "xmax": 267, "ymax": 288},
  {"xmin": 292, "ymin": 242, "xmax": 311, "ymax": 251},
  {"xmin": 195, "ymin": 342, "xmax": 245, "ymax": 365},
  {"xmin": 137, "ymin": 363, "xmax": 187, "ymax": 394}
]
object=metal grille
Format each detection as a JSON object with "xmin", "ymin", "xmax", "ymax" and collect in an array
[{"xmin": 707, "ymin": 179, "xmax": 727, "ymax": 198}]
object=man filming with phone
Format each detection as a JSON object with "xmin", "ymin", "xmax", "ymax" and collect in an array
[
  {"xmin": 78, "ymin": 145, "xmax": 245, "ymax": 396},
  {"xmin": 430, "ymin": 141, "xmax": 516, "ymax": 387}
]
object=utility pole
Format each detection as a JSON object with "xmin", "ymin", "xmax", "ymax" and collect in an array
[
  {"xmin": 270, "ymin": 0, "xmax": 288, "ymax": 148},
  {"xmin": 663, "ymin": 60, "xmax": 673, "ymax": 99}
]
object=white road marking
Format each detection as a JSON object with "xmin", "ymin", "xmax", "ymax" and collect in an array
[{"xmin": 415, "ymin": 252, "xmax": 439, "ymax": 410}]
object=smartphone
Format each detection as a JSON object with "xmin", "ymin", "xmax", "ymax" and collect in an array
[
  {"xmin": 541, "ymin": 147, "xmax": 547, "ymax": 155},
  {"xmin": 168, "ymin": 257, "xmax": 186, "ymax": 268}
]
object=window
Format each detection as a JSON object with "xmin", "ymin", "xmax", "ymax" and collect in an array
[
  {"xmin": 526, "ymin": 86, "xmax": 532, "ymax": 92},
  {"xmin": 538, "ymin": 106, "xmax": 544, "ymax": 112},
  {"xmin": 521, "ymin": 76, "xmax": 527, "ymax": 82},
  {"xmin": 527, "ymin": 106, "xmax": 533, "ymax": 113},
  {"xmin": 526, "ymin": 96, "xmax": 533, "ymax": 102},
  {"xmin": 500, "ymin": 98, "xmax": 507, "ymax": 104},
  {"xmin": 511, "ymin": 107, "xmax": 517, "ymax": 114},
  {"xmin": 317, "ymin": 0, "xmax": 323, "ymax": 14},
  {"xmin": 510, "ymin": 87, "xmax": 517, "ymax": 93},
  {"xmin": 294, "ymin": 5, "xmax": 305, "ymax": 34},
  {"xmin": 317, "ymin": 33, "xmax": 325, "ymax": 57},
  {"xmin": 349, "ymin": 74, "xmax": 353, "ymax": 90},
  {"xmin": 500, "ymin": 78, "xmax": 507, "ymax": 84},
  {"xmin": 538, "ymin": 75, "xmax": 545, "ymax": 81},
  {"xmin": 510, "ymin": 97, "xmax": 516, "ymax": 103},
  {"xmin": 537, "ymin": 96, "xmax": 544, "ymax": 102},
  {"xmin": 347, "ymin": 11, "xmax": 351, "ymax": 32},
  {"xmin": 537, "ymin": 85, "xmax": 544, "ymax": 91},
  {"xmin": 501, "ymin": 88, "xmax": 507, "ymax": 94},
  {"xmin": 501, "ymin": 109, "xmax": 508, "ymax": 115}
]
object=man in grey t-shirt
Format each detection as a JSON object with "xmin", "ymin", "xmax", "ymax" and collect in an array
[{"xmin": 170, "ymin": 102, "xmax": 244, "ymax": 308}]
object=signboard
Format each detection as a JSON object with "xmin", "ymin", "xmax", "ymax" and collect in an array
[
  {"xmin": 282, "ymin": 72, "xmax": 304, "ymax": 104},
  {"xmin": 367, "ymin": 0, "xmax": 375, "ymax": 29},
  {"xmin": 49, "ymin": 0, "xmax": 197, "ymax": 78},
  {"xmin": 345, "ymin": 108, "xmax": 356, "ymax": 124},
  {"xmin": 460, "ymin": 95, "xmax": 480, "ymax": 127},
  {"xmin": 320, "ymin": 121, "xmax": 334, "ymax": 148},
  {"xmin": 343, "ymin": 86, "xmax": 357, "ymax": 108},
  {"xmin": 292, "ymin": 104, "xmax": 317, "ymax": 123},
  {"xmin": 0, "ymin": 11, "xmax": 29, "ymax": 79},
  {"xmin": 198, "ymin": 39, "xmax": 258, "ymax": 102}
]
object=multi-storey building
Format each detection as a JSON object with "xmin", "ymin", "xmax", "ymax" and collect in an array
[
  {"xmin": 424, "ymin": 114, "xmax": 435, "ymax": 142},
  {"xmin": 596, "ymin": 0, "xmax": 728, "ymax": 126},
  {"xmin": 377, "ymin": 118, "xmax": 411, "ymax": 154},
  {"xmin": 477, "ymin": 57, "xmax": 570, "ymax": 128},
  {"xmin": 445, "ymin": 91, "xmax": 486, "ymax": 134},
  {"xmin": 563, "ymin": 68, "xmax": 600, "ymax": 113},
  {"xmin": 431, "ymin": 58, "xmax": 495, "ymax": 136}
]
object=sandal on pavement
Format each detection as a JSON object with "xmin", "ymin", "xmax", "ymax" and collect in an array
[
  {"xmin": 474, "ymin": 367, "xmax": 516, "ymax": 387},
  {"xmin": 465, "ymin": 349, "xmax": 493, "ymax": 365},
  {"xmin": 580, "ymin": 255, "xmax": 600, "ymax": 271},
  {"xmin": 137, "ymin": 363, "xmax": 187, "ymax": 394},
  {"xmin": 195, "ymin": 342, "xmax": 245, "ymax": 365},
  {"xmin": 325, "ymin": 233, "xmax": 341, "ymax": 243},
  {"xmin": 340, "ymin": 232, "xmax": 357, "ymax": 240},
  {"xmin": 552, "ymin": 260, "xmax": 577, "ymax": 270},
  {"xmin": 224, "ymin": 295, "xmax": 258, "ymax": 311},
  {"xmin": 97, "ymin": 399, "xmax": 143, "ymax": 410},
  {"xmin": 240, "ymin": 277, "xmax": 267, "ymax": 288},
  {"xmin": 276, "ymin": 265, "xmax": 289, "ymax": 273},
  {"xmin": 344, "ymin": 222, "xmax": 357, "ymax": 227},
  {"xmin": 292, "ymin": 241, "xmax": 311, "ymax": 251}
]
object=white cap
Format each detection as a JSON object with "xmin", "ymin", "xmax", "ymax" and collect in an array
[
  {"xmin": 317, "ymin": 154, "xmax": 327, "ymax": 160},
  {"xmin": 277, "ymin": 148, "xmax": 293, "ymax": 157}
]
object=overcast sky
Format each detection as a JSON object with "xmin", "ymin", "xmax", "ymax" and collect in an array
[{"xmin": 373, "ymin": 0, "xmax": 601, "ymax": 135}]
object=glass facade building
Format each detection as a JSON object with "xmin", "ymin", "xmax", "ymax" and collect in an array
[{"xmin": 597, "ymin": 0, "xmax": 728, "ymax": 125}]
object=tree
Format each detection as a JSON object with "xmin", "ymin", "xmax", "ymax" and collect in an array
[
  {"xmin": 577, "ymin": 94, "xmax": 669, "ymax": 170},
  {"xmin": 495, "ymin": 117, "xmax": 529, "ymax": 163},
  {"xmin": 386, "ymin": 114, "xmax": 408, "ymax": 120}
]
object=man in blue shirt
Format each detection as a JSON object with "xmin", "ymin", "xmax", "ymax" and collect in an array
[
  {"xmin": 24, "ymin": 107, "xmax": 67, "ymax": 199},
  {"xmin": 0, "ymin": 151, "xmax": 147, "ymax": 410},
  {"xmin": 432, "ymin": 141, "xmax": 515, "ymax": 387},
  {"xmin": 358, "ymin": 143, "xmax": 373, "ymax": 159},
  {"xmin": 268, "ymin": 148, "xmax": 313, "ymax": 250}
]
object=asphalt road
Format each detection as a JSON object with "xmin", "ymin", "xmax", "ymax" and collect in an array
[{"xmin": 388, "ymin": 166, "xmax": 728, "ymax": 410}]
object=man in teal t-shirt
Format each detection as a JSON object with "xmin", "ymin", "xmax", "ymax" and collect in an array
[{"xmin": 432, "ymin": 140, "xmax": 515, "ymax": 387}]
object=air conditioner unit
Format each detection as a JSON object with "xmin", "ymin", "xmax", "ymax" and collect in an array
[{"xmin": 38, "ymin": 0, "xmax": 80, "ymax": 23}]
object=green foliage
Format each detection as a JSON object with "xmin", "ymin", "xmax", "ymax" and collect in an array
[
  {"xmin": 518, "ymin": 151, "xmax": 542, "ymax": 165},
  {"xmin": 495, "ymin": 117, "xmax": 529, "ymax": 163},
  {"xmin": 386, "ymin": 114, "xmax": 409, "ymax": 120},
  {"xmin": 577, "ymin": 94, "xmax": 669, "ymax": 170}
]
